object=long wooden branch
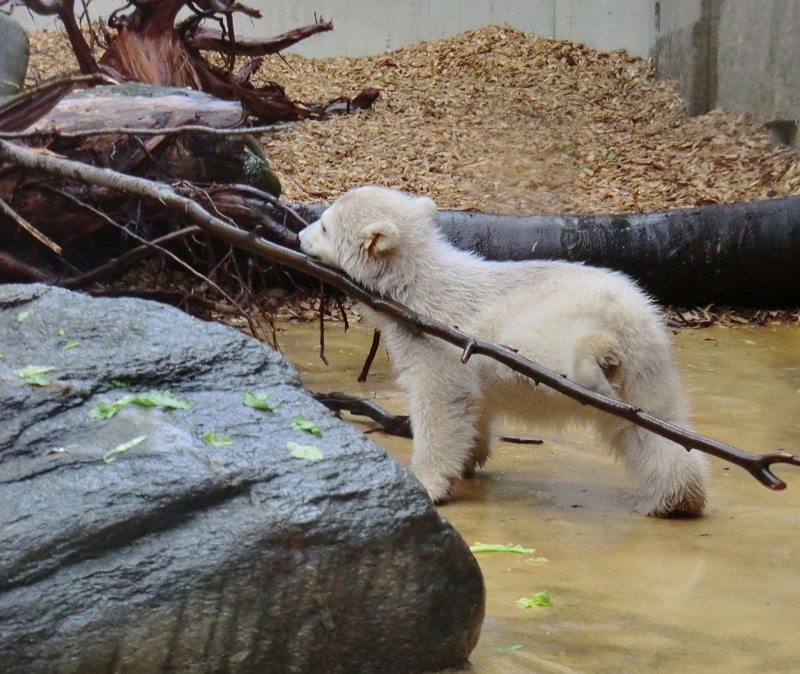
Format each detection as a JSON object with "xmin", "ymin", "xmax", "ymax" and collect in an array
[{"xmin": 1, "ymin": 137, "xmax": 798, "ymax": 490}]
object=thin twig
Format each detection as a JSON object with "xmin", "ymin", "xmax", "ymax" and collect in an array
[
  {"xmin": 193, "ymin": 184, "xmax": 301, "ymax": 247},
  {"xmin": 358, "ymin": 329, "xmax": 381, "ymax": 383},
  {"xmin": 336, "ymin": 296, "xmax": 349, "ymax": 331},
  {"xmin": 318, "ymin": 281, "xmax": 329, "ymax": 365},
  {"xmin": 499, "ymin": 435, "xmax": 544, "ymax": 445},
  {"xmin": 61, "ymin": 226, "xmax": 202, "ymax": 289},
  {"xmin": 92, "ymin": 287, "xmax": 241, "ymax": 315},
  {"xmin": 0, "ymin": 196, "xmax": 63, "ymax": 253},
  {"xmin": 51, "ymin": 186, "xmax": 259, "ymax": 338},
  {"xmin": 1, "ymin": 138, "xmax": 796, "ymax": 491},
  {"xmin": 224, "ymin": 183, "xmax": 309, "ymax": 232}
]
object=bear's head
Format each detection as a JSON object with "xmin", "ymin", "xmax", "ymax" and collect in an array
[{"xmin": 299, "ymin": 186, "xmax": 439, "ymax": 290}]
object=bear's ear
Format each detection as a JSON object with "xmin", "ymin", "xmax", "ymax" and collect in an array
[
  {"xmin": 416, "ymin": 196, "xmax": 438, "ymax": 220},
  {"xmin": 361, "ymin": 221, "xmax": 399, "ymax": 257}
]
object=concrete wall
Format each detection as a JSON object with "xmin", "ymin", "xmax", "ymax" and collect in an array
[
  {"xmin": 654, "ymin": 0, "xmax": 800, "ymax": 146},
  {"xmin": 652, "ymin": 0, "xmax": 716, "ymax": 116},
  {"xmin": 715, "ymin": 0, "xmax": 799, "ymax": 146},
  {"xmin": 8, "ymin": 0, "xmax": 659, "ymax": 58},
  {"xmin": 7, "ymin": 0, "xmax": 799, "ymax": 142}
]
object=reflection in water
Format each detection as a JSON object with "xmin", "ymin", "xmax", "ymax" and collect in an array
[{"xmin": 276, "ymin": 321, "xmax": 800, "ymax": 674}]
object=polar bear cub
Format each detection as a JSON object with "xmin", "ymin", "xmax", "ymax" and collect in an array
[{"xmin": 299, "ymin": 186, "xmax": 708, "ymax": 517}]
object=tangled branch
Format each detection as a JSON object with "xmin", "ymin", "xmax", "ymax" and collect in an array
[
  {"xmin": 0, "ymin": 121, "xmax": 293, "ymax": 140},
  {"xmin": 313, "ymin": 392, "xmax": 543, "ymax": 444},
  {"xmin": 1, "ymin": 137, "xmax": 798, "ymax": 490}
]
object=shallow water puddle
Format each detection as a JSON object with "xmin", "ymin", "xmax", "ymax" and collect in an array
[{"xmin": 276, "ymin": 321, "xmax": 800, "ymax": 674}]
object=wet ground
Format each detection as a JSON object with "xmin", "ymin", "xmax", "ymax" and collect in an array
[{"xmin": 276, "ymin": 320, "xmax": 800, "ymax": 674}]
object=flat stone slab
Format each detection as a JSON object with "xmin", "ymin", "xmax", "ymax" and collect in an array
[{"xmin": 0, "ymin": 284, "xmax": 484, "ymax": 674}]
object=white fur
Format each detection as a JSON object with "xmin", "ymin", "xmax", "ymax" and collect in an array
[{"xmin": 300, "ymin": 186, "xmax": 708, "ymax": 517}]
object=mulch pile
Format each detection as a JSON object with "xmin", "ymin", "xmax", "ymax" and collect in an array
[{"xmin": 251, "ymin": 25, "xmax": 800, "ymax": 215}]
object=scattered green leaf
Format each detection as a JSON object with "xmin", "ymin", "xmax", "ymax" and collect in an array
[
  {"xmin": 494, "ymin": 645, "xmax": 523, "ymax": 653},
  {"xmin": 63, "ymin": 340, "xmax": 80, "ymax": 350},
  {"xmin": 287, "ymin": 441, "xmax": 324, "ymax": 462},
  {"xmin": 243, "ymin": 389, "xmax": 281, "ymax": 412},
  {"xmin": 601, "ymin": 149, "xmax": 618, "ymax": 160},
  {"xmin": 18, "ymin": 365, "xmax": 55, "ymax": 386},
  {"xmin": 203, "ymin": 430, "xmax": 233, "ymax": 446},
  {"xmin": 17, "ymin": 309, "xmax": 33, "ymax": 323},
  {"xmin": 103, "ymin": 435, "xmax": 146, "ymax": 463},
  {"xmin": 111, "ymin": 379, "xmax": 130, "ymax": 388},
  {"xmin": 291, "ymin": 413, "xmax": 322, "ymax": 437},
  {"xmin": 56, "ymin": 329, "xmax": 65, "ymax": 336},
  {"xmin": 558, "ymin": 143, "xmax": 574, "ymax": 154},
  {"xmin": 470, "ymin": 542, "xmax": 538, "ymax": 555},
  {"xmin": 89, "ymin": 390, "xmax": 192, "ymax": 419},
  {"xmin": 516, "ymin": 591, "xmax": 553, "ymax": 608}
]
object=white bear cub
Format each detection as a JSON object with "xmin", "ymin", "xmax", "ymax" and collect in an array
[{"xmin": 299, "ymin": 186, "xmax": 708, "ymax": 517}]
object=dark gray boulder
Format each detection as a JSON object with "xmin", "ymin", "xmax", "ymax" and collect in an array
[
  {"xmin": 0, "ymin": 14, "xmax": 29, "ymax": 102},
  {"xmin": 0, "ymin": 284, "xmax": 484, "ymax": 674}
]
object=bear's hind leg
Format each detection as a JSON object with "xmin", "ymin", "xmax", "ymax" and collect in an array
[
  {"xmin": 574, "ymin": 331, "xmax": 707, "ymax": 516},
  {"xmin": 599, "ymin": 419, "xmax": 708, "ymax": 517}
]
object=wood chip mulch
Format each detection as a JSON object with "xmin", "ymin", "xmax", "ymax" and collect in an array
[{"xmin": 250, "ymin": 25, "xmax": 800, "ymax": 215}]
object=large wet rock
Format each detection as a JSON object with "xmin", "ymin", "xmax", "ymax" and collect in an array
[
  {"xmin": 0, "ymin": 14, "xmax": 28, "ymax": 101},
  {"xmin": 0, "ymin": 284, "xmax": 484, "ymax": 674}
]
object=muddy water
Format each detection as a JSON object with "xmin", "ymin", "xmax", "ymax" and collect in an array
[{"xmin": 276, "ymin": 321, "xmax": 800, "ymax": 674}]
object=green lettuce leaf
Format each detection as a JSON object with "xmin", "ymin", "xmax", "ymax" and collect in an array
[
  {"xmin": 470, "ymin": 542, "xmax": 537, "ymax": 555},
  {"xmin": 18, "ymin": 365, "xmax": 55, "ymax": 386},
  {"xmin": 89, "ymin": 390, "xmax": 192, "ymax": 419},
  {"xmin": 516, "ymin": 591, "xmax": 553, "ymax": 608},
  {"xmin": 287, "ymin": 441, "xmax": 324, "ymax": 462},
  {"xmin": 103, "ymin": 435, "xmax": 146, "ymax": 463},
  {"xmin": 243, "ymin": 389, "xmax": 281, "ymax": 411},
  {"xmin": 291, "ymin": 413, "xmax": 322, "ymax": 437},
  {"xmin": 203, "ymin": 430, "xmax": 233, "ymax": 446}
]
